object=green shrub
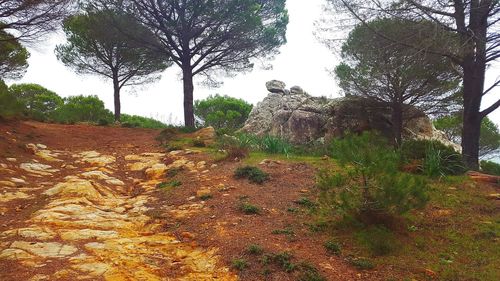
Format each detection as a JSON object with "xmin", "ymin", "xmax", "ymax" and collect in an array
[
  {"xmin": 0, "ymin": 80, "xmax": 23, "ymax": 119},
  {"xmin": 120, "ymin": 114, "xmax": 167, "ymax": 129},
  {"xmin": 297, "ymin": 263, "xmax": 326, "ymax": 281},
  {"xmin": 349, "ymin": 258, "xmax": 374, "ymax": 270},
  {"xmin": 194, "ymin": 94, "xmax": 252, "ymax": 133},
  {"xmin": 231, "ymin": 258, "xmax": 248, "ymax": 271},
  {"xmin": 234, "ymin": 166, "xmax": 269, "ymax": 184},
  {"xmin": 480, "ymin": 160, "xmax": 500, "ymax": 176},
  {"xmin": 318, "ymin": 132, "xmax": 429, "ymax": 221},
  {"xmin": 9, "ymin": 83, "xmax": 63, "ymax": 121},
  {"xmin": 191, "ymin": 138, "xmax": 206, "ymax": 147},
  {"xmin": 53, "ymin": 95, "xmax": 113, "ymax": 124},
  {"xmin": 239, "ymin": 202, "xmax": 261, "ymax": 214},
  {"xmin": 324, "ymin": 240, "xmax": 341, "ymax": 255},
  {"xmin": 97, "ymin": 118, "xmax": 109, "ymax": 126},
  {"xmin": 247, "ymin": 244, "xmax": 264, "ymax": 255},
  {"xmin": 259, "ymin": 135, "xmax": 292, "ymax": 156},
  {"xmin": 401, "ymin": 139, "xmax": 465, "ymax": 176},
  {"xmin": 157, "ymin": 180, "xmax": 182, "ymax": 189},
  {"xmin": 294, "ymin": 197, "xmax": 317, "ymax": 209}
]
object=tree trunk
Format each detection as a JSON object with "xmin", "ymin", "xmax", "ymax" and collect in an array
[
  {"xmin": 391, "ymin": 102, "xmax": 403, "ymax": 147},
  {"xmin": 112, "ymin": 75, "xmax": 121, "ymax": 122},
  {"xmin": 182, "ymin": 65, "xmax": 195, "ymax": 128},
  {"xmin": 461, "ymin": 58, "xmax": 484, "ymax": 171}
]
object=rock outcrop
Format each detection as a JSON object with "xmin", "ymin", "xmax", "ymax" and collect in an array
[{"xmin": 242, "ymin": 80, "xmax": 459, "ymax": 149}]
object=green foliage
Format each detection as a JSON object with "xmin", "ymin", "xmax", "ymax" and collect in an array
[
  {"xmin": 349, "ymin": 258, "xmax": 374, "ymax": 270},
  {"xmin": 401, "ymin": 139, "xmax": 465, "ymax": 176},
  {"xmin": 120, "ymin": 114, "xmax": 167, "ymax": 129},
  {"xmin": 194, "ymin": 94, "xmax": 252, "ymax": 133},
  {"xmin": 434, "ymin": 114, "xmax": 500, "ymax": 159},
  {"xmin": 480, "ymin": 160, "xmax": 500, "ymax": 176},
  {"xmin": 231, "ymin": 258, "xmax": 248, "ymax": 271},
  {"xmin": 318, "ymin": 132, "xmax": 429, "ymax": 221},
  {"xmin": 53, "ymin": 95, "xmax": 113, "ymax": 124},
  {"xmin": 324, "ymin": 240, "xmax": 341, "ymax": 255},
  {"xmin": 191, "ymin": 138, "xmax": 206, "ymax": 147},
  {"xmin": 234, "ymin": 166, "xmax": 269, "ymax": 184},
  {"xmin": 239, "ymin": 202, "xmax": 261, "ymax": 215},
  {"xmin": 9, "ymin": 83, "xmax": 63, "ymax": 121},
  {"xmin": 217, "ymin": 133, "xmax": 292, "ymax": 158},
  {"xmin": 294, "ymin": 197, "xmax": 317, "ymax": 209},
  {"xmin": 297, "ymin": 263, "xmax": 326, "ymax": 281},
  {"xmin": 56, "ymin": 9, "xmax": 169, "ymax": 121},
  {"xmin": 246, "ymin": 244, "xmax": 264, "ymax": 255},
  {"xmin": 0, "ymin": 30, "xmax": 29, "ymax": 80},
  {"xmin": 259, "ymin": 135, "xmax": 292, "ymax": 156},
  {"xmin": 0, "ymin": 80, "xmax": 23, "ymax": 119},
  {"xmin": 336, "ymin": 18, "xmax": 460, "ymax": 143}
]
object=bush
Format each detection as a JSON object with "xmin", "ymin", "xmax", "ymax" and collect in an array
[
  {"xmin": 194, "ymin": 94, "xmax": 252, "ymax": 133},
  {"xmin": 401, "ymin": 139, "xmax": 465, "ymax": 176},
  {"xmin": 231, "ymin": 258, "xmax": 248, "ymax": 271},
  {"xmin": 259, "ymin": 135, "xmax": 292, "ymax": 156},
  {"xmin": 480, "ymin": 160, "xmax": 500, "ymax": 176},
  {"xmin": 9, "ymin": 83, "xmax": 63, "ymax": 121},
  {"xmin": 324, "ymin": 240, "xmax": 341, "ymax": 255},
  {"xmin": 53, "ymin": 95, "xmax": 113, "ymax": 124},
  {"xmin": 239, "ymin": 202, "xmax": 261, "ymax": 214},
  {"xmin": 120, "ymin": 114, "xmax": 167, "ymax": 129},
  {"xmin": 247, "ymin": 244, "xmax": 264, "ymax": 255},
  {"xmin": 318, "ymin": 132, "xmax": 429, "ymax": 222},
  {"xmin": 0, "ymin": 80, "xmax": 23, "ymax": 119},
  {"xmin": 234, "ymin": 166, "xmax": 269, "ymax": 184}
]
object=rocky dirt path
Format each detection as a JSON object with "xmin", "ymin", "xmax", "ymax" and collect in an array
[{"xmin": 0, "ymin": 139, "xmax": 236, "ymax": 280}]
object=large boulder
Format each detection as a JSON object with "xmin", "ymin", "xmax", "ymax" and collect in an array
[{"xmin": 241, "ymin": 80, "xmax": 457, "ymax": 148}]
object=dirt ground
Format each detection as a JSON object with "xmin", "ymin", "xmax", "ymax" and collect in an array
[{"xmin": 1, "ymin": 121, "xmax": 497, "ymax": 281}]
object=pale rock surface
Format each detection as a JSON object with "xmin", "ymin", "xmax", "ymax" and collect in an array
[{"xmin": 242, "ymin": 80, "xmax": 459, "ymax": 148}]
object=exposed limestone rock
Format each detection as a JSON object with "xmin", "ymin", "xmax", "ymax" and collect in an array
[
  {"xmin": 192, "ymin": 127, "xmax": 216, "ymax": 144},
  {"xmin": 2, "ymin": 227, "xmax": 56, "ymax": 241},
  {"xmin": 81, "ymin": 171, "xmax": 124, "ymax": 185},
  {"xmin": 20, "ymin": 163, "xmax": 59, "ymax": 176},
  {"xmin": 0, "ymin": 191, "xmax": 33, "ymax": 202},
  {"xmin": 266, "ymin": 80, "xmax": 287, "ymax": 94},
  {"xmin": 1, "ymin": 148, "xmax": 236, "ymax": 280},
  {"xmin": 242, "ymin": 80, "xmax": 458, "ymax": 148},
  {"xmin": 60, "ymin": 229, "xmax": 119, "ymax": 241},
  {"xmin": 145, "ymin": 164, "xmax": 168, "ymax": 180},
  {"xmin": 6, "ymin": 241, "xmax": 77, "ymax": 258},
  {"xmin": 78, "ymin": 151, "xmax": 115, "ymax": 166}
]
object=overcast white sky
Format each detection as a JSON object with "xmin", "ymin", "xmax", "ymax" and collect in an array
[{"xmin": 9, "ymin": 0, "xmax": 500, "ymax": 126}]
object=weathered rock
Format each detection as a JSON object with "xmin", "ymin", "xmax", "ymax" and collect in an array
[
  {"xmin": 242, "ymin": 81, "xmax": 457, "ymax": 147},
  {"xmin": 5, "ymin": 241, "xmax": 77, "ymax": 258},
  {"xmin": 145, "ymin": 164, "xmax": 168, "ymax": 180},
  {"xmin": 266, "ymin": 80, "xmax": 287, "ymax": 94},
  {"xmin": 192, "ymin": 127, "xmax": 216, "ymax": 143},
  {"xmin": 78, "ymin": 151, "xmax": 115, "ymax": 166},
  {"xmin": 20, "ymin": 163, "xmax": 59, "ymax": 176},
  {"xmin": 0, "ymin": 192, "xmax": 33, "ymax": 202},
  {"xmin": 290, "ymin": 86, "xmax": 305, "ymax": 95}
]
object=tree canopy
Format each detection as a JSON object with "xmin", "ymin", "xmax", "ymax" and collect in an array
[
  {"xmin": 0, "ymin": 0, "xmax": 71, "ymax": 42},
  {"xmin": 97, "ymin": 0, "xmax": 288, "ymax": 127},
  {"xmin": 0, "ymin": 30, "xmax": 29, "ymax": 80},
  {"xmin": 435, "ymin": 114, "xmax": 500, "ymax": 160},
  {"xmin": 56, "ymin": 9, "xmax": 169, "ymax": 121},
  {"xmin": 330, "ymin": 0, "xmax": 500, "ymax": 169},
  {"xmin": 336, "ymin": 18, "xmax": 461, "ymax": 145},
  {"xmin": 9, "ymin": 83, "xmax": 63, "ymax": 121},
  {"xmin": 194, "ymin": 94, "xmax": 253, "ymax": 132}
]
